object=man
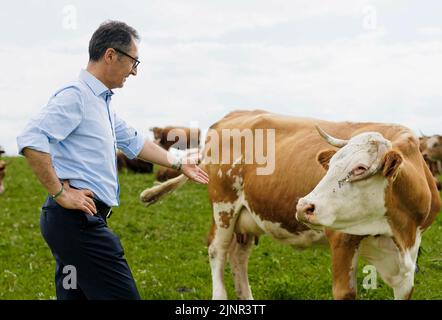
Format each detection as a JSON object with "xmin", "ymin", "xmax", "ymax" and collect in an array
[{"xmin": 16, "ymin": 20, "xmax": 209, "ymax": 300}]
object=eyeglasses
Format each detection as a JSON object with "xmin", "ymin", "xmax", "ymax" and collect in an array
[{"xmin": 113, "ymin": 48, "xmax": 141, "ymax": 70}]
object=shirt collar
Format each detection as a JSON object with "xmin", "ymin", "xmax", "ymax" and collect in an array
[{"xmin": 79, "ymin": 69, "xmax": 113, "ymax": 97}]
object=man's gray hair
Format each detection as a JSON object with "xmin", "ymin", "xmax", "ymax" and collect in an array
[{"xmin": 88, "ymin": 20, "xmax": 139, "ymax": 62}]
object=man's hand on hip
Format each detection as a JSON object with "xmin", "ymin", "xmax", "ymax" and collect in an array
[{"xmin": 56, "ymin": 181, "xmax": 97, "ymax": 215}]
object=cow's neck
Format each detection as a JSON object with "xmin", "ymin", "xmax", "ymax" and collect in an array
[{"xmin": 384, "ymin": 165, "xmax": 428, "ymax": 251}]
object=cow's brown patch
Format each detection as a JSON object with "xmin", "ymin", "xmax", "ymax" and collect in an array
[{"xmin": 219, "ymin": 210, "xmax": 234, "ymax": 228}]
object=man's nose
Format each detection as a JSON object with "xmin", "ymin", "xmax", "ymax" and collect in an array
[{"xmin": 131, "ymin": 67, "xmax": 137, "ymax": 76}]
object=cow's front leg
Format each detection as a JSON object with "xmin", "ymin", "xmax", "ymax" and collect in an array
[
  {"xmin": 327, "ymin": 230, "xmax": 365, "ymax": 300},
  {"xmin": 359, "ymin": 233, "xmax": 421, "ymax": 300}
]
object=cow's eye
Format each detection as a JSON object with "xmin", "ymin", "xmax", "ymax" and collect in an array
[{"xmin": 351, "ymin": 165, "xmax": 368, "ymax": 176}]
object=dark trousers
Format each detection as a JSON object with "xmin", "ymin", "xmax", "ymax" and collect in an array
[{"xmin": 40, "ymin": 196, "xmax": 140, "ymax": 300}]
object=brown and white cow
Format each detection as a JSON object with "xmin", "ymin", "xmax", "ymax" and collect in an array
[
  {"xmin": 155, "ymin": 148, "xmax": 201, "ymax": 182},
  {"xmin": 155, "ymin": 166, "xmax": 180, "ymax": 182},
  {"xmin": 150, "ymin": 127, "xmax": 201, "ymax": 181},
  {"xmin": 0, "ymin": 146, "xmax": 6, "ymax": 194},
  {"xmin": 117, "ymin": 150, "xmax": 154, "ymax": 173},
  {"xmin": 150, "ymin": 126, "xmax": 201, "ymax": 151},
  {"xmin": 0, "ymin": 160, "xmax": 6, "ymax": 194},
  {"xmin": 421, "ymin": 134, "xmax": 442, "ymax": 163},
  {"xmin": 140, "ymin": 110, "xmax": 440, "ymax": 300},
  {"xmin": 419, "ymin": 135, "xmax": 442, "ymax": 190}
]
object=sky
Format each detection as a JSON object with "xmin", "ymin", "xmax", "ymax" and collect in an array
[{"xmin": 1, "ymin": 0, "xmax": 441, "ymax": 155}]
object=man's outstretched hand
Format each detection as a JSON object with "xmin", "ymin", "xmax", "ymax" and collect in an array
[
  {"xmin": 181, "ymin": 163, "xmax": 209, "ymax": 184},
  {"xmin": 179, "ymin": 149, "xmax": 209, "ymax": 184}
]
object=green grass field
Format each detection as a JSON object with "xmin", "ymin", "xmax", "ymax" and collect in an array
[{"xmin": 0, "ymin": 156, "xmax": 441, "ymax": 299}]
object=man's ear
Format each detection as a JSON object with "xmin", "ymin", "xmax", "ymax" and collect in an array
[
  {"xmin": 317, "ymin": 149, "xmax": 337, "ymax": 170},
  {"xmin": 382, "ymin": 150, "xmax": 403, "ymax": 179},
  {"xmin": 103, "ymin": 48, "xmax": 117, "ymax": 64}
]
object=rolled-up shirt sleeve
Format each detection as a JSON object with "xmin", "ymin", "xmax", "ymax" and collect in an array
[
  {"xmin": 16, "ymin": 87, "xmax": 84, "ymax": 155},
  {"xmin": 114, "ymin": 115, "xmax": 145, "ymax": 159}
]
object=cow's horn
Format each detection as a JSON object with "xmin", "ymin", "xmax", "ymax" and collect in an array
[
  {"xmin": 419, "ymin": 130, "xmax": 428, "ymax": 138},
  {"xmin": 315, "ymin": 125, "xmax": 349, "ymax": 148}
]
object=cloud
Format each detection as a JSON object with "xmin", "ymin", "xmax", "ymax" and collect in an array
[
  {"xmin": 139, "ymin": 0, "xmax": 379, "ymax": 41},
  {"xmin": 418, "ymin": 27, "xmax": 442, "ymax": 36},
  {"xmin": 1, "ymin": 1, "xmax": 442, "ymax": 155}
]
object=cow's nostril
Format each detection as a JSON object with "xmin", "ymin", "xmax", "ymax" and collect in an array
[{"xmin": 305, "ymin": 204, "xmax": 315, "ymax": 215}]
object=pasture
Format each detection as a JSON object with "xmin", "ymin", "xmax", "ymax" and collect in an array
[{"xmin": 0, "ymin": 156, "xmax": 441, "ymax": 299}]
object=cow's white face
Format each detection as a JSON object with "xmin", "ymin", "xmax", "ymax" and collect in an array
[{"xmin": 296, "ymin": 132, "xmax": 401, "ymax": 235}]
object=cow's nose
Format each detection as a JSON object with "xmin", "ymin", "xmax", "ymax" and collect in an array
[
  {"xmin": 296, "ymin": 202, "xmax": 316, "ymax": 223},
  {"xmin": 302, "ymin": 204, "xmax": 315, "ymax": 216}
]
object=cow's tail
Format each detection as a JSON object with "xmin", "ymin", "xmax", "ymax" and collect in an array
[{"xmin": 140, "ymin": 174, "xmax": 189, "ymax": 206}]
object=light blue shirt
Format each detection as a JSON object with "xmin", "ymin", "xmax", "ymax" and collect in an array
[{"xmin": 17, "ymin": 70, "xmax": 145, "ymax": 206}]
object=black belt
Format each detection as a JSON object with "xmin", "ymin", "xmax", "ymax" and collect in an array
[
  {"xmin": 93, "ymin": 198, "xmax": 113, "ymax": 219},
  {"xmin": 67, "ymin": 184, "xmax": 112, "ymax": 219}
]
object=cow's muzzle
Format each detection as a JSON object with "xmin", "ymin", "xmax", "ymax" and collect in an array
[{"xmin": 296, "ymin": 200, "xmax": 321, "ymax": 228}]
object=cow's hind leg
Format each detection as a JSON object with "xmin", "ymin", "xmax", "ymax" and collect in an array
[
  {"xmin": 208, "ymin": 201, "xmax": 241, "ymax": 300},
  {"xmin": 228, "ymin": 232, "xmax": 255, "ymax": 300}
]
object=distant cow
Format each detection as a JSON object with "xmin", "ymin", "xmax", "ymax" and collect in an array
[
  {"xmin": 0, "ymin": 160, "xmax": 5, "ymax": 194},
  {"xmin": 424, "ymin": 134, "xmax": 442, "ymax": 162},
  {"xmin": 156, "ymin": 166, "xmax": 180, "ymax": 182},
  {"xmin": 150, "ymin": 126, "xmax": 201, "ymax": 181},
  {"xmin": 419, "ymin": 135, "xmax": 441, "ymax": 190},
  {"xmin": 150, "ymin": 126, "xmax": 201, "ymax": 151},
  {"xmin": 0, "ymin": 146, "xmax": 6, "ymax": 194},
  {"xmin": 117, "ymin": 151, "xmax": 153, "ymax": 173},
  {"xmin": 155, "ymin": 148, "xmax": 201, "ymax": 182}
]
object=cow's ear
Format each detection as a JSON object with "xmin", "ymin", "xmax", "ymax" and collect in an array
[
  {"xmin": 382, "ymin": 150, "xmax": 403, "ymax": 179},
  {"xmin": 317, "ymin": 149, "xmax": 337, "ymax": 170}
]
